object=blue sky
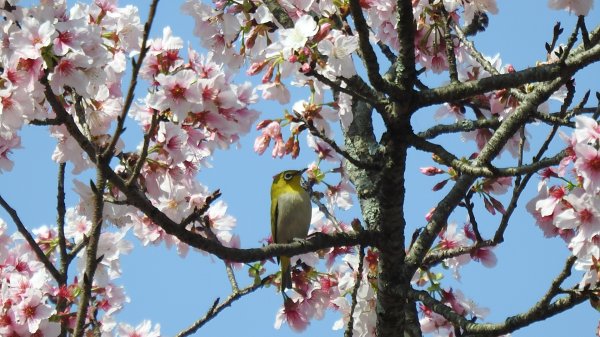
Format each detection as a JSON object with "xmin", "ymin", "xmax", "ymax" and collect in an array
[{"xmin": 0, "ymin": 0, "xmax": 599, "ymax": 336}]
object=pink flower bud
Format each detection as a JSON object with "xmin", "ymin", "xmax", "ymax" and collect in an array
[
  {"xmin": 256, "ymin": 119, "xmax": 273, "ymax": 130},
  {"xmin": 264, "ymin": 121, "xmax": 282, "ymax": 138},
  {"xmin": 425, "ymin": 208, "xmax": 435, "ymax": 222},
  {"xmin": 247, "ymin": 60, "xmax": 268, "ymax": 75},
  {"xmin": 313, "ymin": 22, "xmax": 332, "ymax": 42},
  {"xmin": 300, "ymin": 63, "xmax": 311, "ymax": 73},
  {"xmin": 254, "ymin": 134, "xmax": 270, "ymax": 155},
  {"xmin": 262, "ymin": 63, "xmax": 275, "ymax": 83},
  {"xmin": 432, "ymin": 179, "xmax": 448, "ymax": 191},
  {"xmin": 419, "ymin": 166, "xmax": 445, "ymax": 176}
]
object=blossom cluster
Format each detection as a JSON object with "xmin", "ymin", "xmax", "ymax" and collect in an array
[
  {"xmin": 528, "ymin": 115, "xmax": 600, "ymax": 288},
  {"xmin": 0, "ymin": 0, "xmax": 250, "ymax": 334}
]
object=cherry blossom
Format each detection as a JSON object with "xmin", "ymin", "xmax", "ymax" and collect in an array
[
  {"xmin": 574, "ymin": 143, "xmax": 600, "ymax": 192},
  {"xmin": 548, "ymin": 0, "xmax": 594, "ymax": 15},
  {"xmin": 279, "ymin": 15, "xmax": 318, "ymax": 56},
  {"xmin": 274, "ymin": 296, "xmax": 311, "ymax": 332},
  {"xmin": 118, "ymin": 320, "xmax": 161, "ymax": 337},
  {"xmin": 317, "ymin": 31, "xmax": 359, "ymax": 78},
  {"xmin": 148, "ymin": 69, "xmax": 204, "ymax": 122}
]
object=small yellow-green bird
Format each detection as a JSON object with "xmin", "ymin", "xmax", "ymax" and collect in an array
[{"xmin": 271, "ymin": 168, "xmax": 312, "ymax": 291}]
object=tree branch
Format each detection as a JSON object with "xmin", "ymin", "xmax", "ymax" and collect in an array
[
  {"xmin": 421, "ymin": 240, "xmax": 495, "ymax": 268},
  {"xmin": 417, "ymin": 31, "xmax": 600, "ymax": 107},
  {"xmin": 304, "ymin": 118, "xmax": 380, "ymax": 170},
  {"xmin": 417, "ymin": 118, "xmax": 501, "ymax": 140},
  {"xmin": 174, "ymin": 280, "xmax": 266, "ymax": 337},
  {"xmin": 410, "ymin": 256, "xmax": 586, "ymax": 337},
  {"xmin": 407, "ymin": 65, "xmax": 575, "ymax": 275},
  {"xmin": 126, "ymin": 112, "xmax": 159, "ymax": 187},
  {"xmin": 262, "ymin": 0, "xmax": 293, "ymax": 28},
  {"xmin": 348, "ymin": 0, "xmax": 395, "ymax": 96},
  {"xmin": 73, "ymin": 169, "xmax": 108, "ymax": 337},
  {"xmin": 56, "ymin": 162, "xmax": 68, "ymax": 279},
  {"xmin": 0, "ymin": 194, "xmax": 63, "ymax": 283},
  {"xmin": 393, "ymin": 0, "xmax": 417, "ymax": 92},
  {"xmin": 308, "ymin": 70, "xmax": 386, "ymax": 109},
  {"xmin": 408, "ymin": 133, "xmax": 566, "ymax": 178},
  {"xmin": 344, "ymin": 245, "xmax": 365, "ymax": 337},
  {"xmin": 463, "ymin": 281, "xmax": 587, "ymax": 336},
  {"xmin": 44, "ymin": 68, "xmax": 378, "ymax": 265},
  {"xmin": 444, "ymin": 14, "xmax": 459, "ymax": 83}
]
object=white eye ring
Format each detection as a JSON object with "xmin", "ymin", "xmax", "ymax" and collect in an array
[{"xmin": 284, "ymin": 172, "xmax": 294, "ymax": 180}]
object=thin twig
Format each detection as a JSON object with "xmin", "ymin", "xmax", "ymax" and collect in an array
[
  {"xmin": 344, "ymin": 245, "xmax": 365, "ymax": 337},
  {"xmin": 56, "ymin": 162, "xmax": 69, "ymax": 337},
  {"xmin": 558, "ymin": 17, "xmax": 583, "ymax": 63},
  {"xmin": 578, "ymin": 16, "xmax": 591, "ymax": 49},
  {"xmin": 492, "ymin": 85, "xmax": 579, "ymax": 243},
  {"xmin": 29, "ymin": 117, "xmax": 64, "ymax": 126},
  {"xmin": 304, "ymin": 119, "xmax": 380, "ymax": 170},
  {"xmin": 0, "ymin": 194, "xmax": 63, "ymax": 283},
  {"xmin": 126, "ymin": 112, "xmax": 160, "ymax": 187},
  {"xmin": 421, "ymin": 240, "xmax": 495, "ymax": 268},
  {"xmin": 377, "ymin": 40, "xmax": 397, "ymax": 63},
  {"xmin": 307, "ymin": 70, "xmax": 384, "ymax": 109},
  {"xmin": 418, "ymin": 118, "xmax": 501, "ymax": 139},
  {"xmin": 67, "ymin": 236, "xmax": 90, "ymax": 264},
  {"xmin": 347, "ymin": 0, "xmax": 395, "ymax": 97},
  {"xmin": 174, "ymin": 280, "xmax": 266, "ymax": 337},
  {"xmin": 463, "ymin": 191, "xmax": 483, "ymax": 242},
  {"xmin": 56, "ymin": 163, "xmax": 68, "ymax": 278},
  {"xmin": 443, "ymin": 14, "xmax": 459, "ymax": 83},
  {"xmin": 72, "ymin": 170, "xmax": 108, "ymax": 337},
  {"xmin": 102, "ymin": 0, "xmax": 159, "ymax": 159},
  {"xmin": 180, "ymin": 189, "xmax": 222, "ymax": 228},
  {"xmin": 453, "ymin": 22, "xmax": 526, "ymax": 102},
  {"xmin": 539, "ymin": 256, "xmax": 577, "ymax": 306},
  {"xmin": 408, "ymin": 132, "xmax": 566, "ymax": 178},
  {"xmin": 225, "ymin": 263, "xmax": 239, "ymax": 293}
]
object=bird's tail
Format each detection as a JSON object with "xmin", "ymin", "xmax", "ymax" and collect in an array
[{"xmin": 280, "ymin": 256, "xmax": 292, "ymax": 291}]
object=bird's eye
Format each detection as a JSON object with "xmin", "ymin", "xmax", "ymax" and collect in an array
[{"xmin": 283, "ymin": 172, "xmax": 294, "ymax": 181}]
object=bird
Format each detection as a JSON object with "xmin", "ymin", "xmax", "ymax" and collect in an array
[{"xmin": 270, "ymin": 168, "xmax": 312, "ymax": 292}]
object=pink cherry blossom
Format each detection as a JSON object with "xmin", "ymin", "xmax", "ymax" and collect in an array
[
  {"xmin": 0, "ymin": 134, "xmax": 21, "ymax": 172},
  {"xmin": 9, "ymin": 17, "xmax": 56, "ymax": 59},
  {"xmin": 148, "ymin": 69, "xmax": 203, "ymax": 122},
  {"xmin": 274, "ymin": 297, "xmax": 310, "ymax": 332},
  {"xmin": 0, "ymin": 86, "xmax": 33, "ymax": 138},
  {"xmin": 13, "ymin": 291, "xmax": 54, "ymax": 333},
  {"xmin": 534, "ymin": 184, "xmax": 567, "ymax": 217},
  {"xmin": 548, "ymin": 0, "xmax": 594, "ymax": 15},
  {"xmin": 306, "ymin": 133, "xmax": 340, "ymax": 162},
  {"xmin": 207, "ymin": 200, "xmax": 237, "ymax": 245},
  {"xmin": 471, "ymin": 247, "xmax": 497, "ymax": 268},
  {"xmin": 257, "ymin": 80, "xmax": 291, "ymax": 104},
  {"xmin": 118, "ymin": 320, "xmax": 161, "ymax": 337},
  {"xmin": 574, "ymin": 115, "xmax": 600, "ymax": 143},
  {"xmin": 574, "ymin": 143, "xmax": 600, "ymax": 192}
]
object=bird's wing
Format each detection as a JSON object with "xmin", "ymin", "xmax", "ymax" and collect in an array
[{"xmin": 271, "ymin": 197, "xmax": 279, "ymax": 245}]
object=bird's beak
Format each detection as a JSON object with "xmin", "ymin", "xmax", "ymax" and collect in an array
[{"xmin": 299, "ymin": 168, "xmax": 308, "ymax": 174}]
